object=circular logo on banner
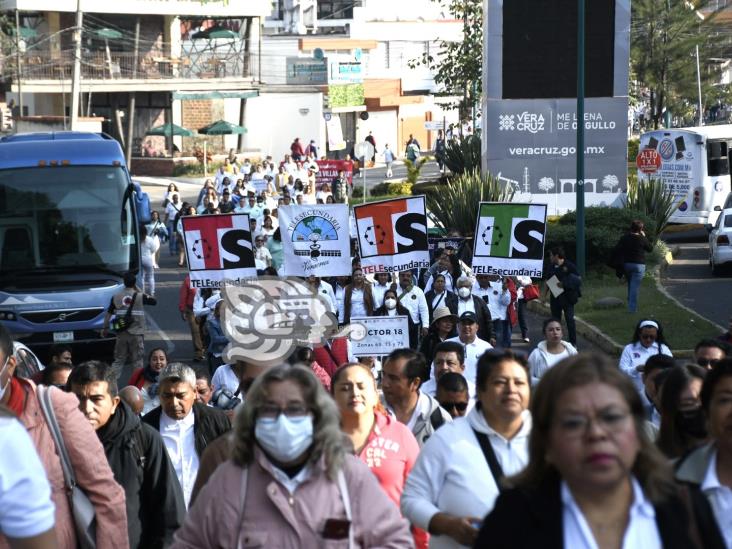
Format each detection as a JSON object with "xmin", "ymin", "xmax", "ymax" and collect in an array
[
  {"xmin": 364, "ymin": 225, "xmax": 387, "ymax": 246},
  {"xmin": 658, "ymin": 139, "xmax": 675, "ymax": 160},
  {"xmin": 292, "ymin": 216, "xmax": 339, "ymax": 242},
  {"xmin": 192, "ymin": 238, "xmax": 213, "ymax": 260}
]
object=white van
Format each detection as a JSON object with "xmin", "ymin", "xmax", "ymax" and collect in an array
[{"xmin": 638, "ymin": 125, "xmax": 732, "ymax": 225}]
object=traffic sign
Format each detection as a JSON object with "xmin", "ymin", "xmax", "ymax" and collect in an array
[
  {"xmin": 424, "ymin": 120, "xmax": 446, "ymax": 131},
  {"xmin": 636, "ymin": 148, "xmax": 662, "ymax": 175},
  {"xmin": 355, "ymin": 141, "xmax": 375, "ymax": 161}
]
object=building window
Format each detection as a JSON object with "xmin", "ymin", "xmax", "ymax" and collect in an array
[{"xmin": 318, "ymin": 1, "xmax": 361, "ymax": 20}]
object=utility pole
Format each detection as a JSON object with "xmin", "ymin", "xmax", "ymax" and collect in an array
[
  {"xmin": 575, "ymin": 0, "xmax": 586, "ymax": 276},
  {"xmin": 15, "ymin": 10, "xmax": 23, "ymax": 117},
  {"xmin": 70, "ymin": 0, "xmax": 83, "ymax": 130},
  {"xmin": 696, "ymin": 45, "xmax": 703, "ymax": 127},
  {"xmin": 125, "ymin": 17, "xmax": 140, "ymax": 167}
]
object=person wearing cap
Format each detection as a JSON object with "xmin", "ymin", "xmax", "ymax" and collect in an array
[
  {"xmin": 619, "ymin": 318, "xmax": 673, "ymax": 398},
  {"xmin": 419, "ymin": 341, "xmax": 477, "ymax": 400},
  {"xmin": 447, "ymin": 311, "xmax": 493, "ymax": 384},
  {"xmin": 455, "ymin": 275, "xmax": 494, "ymax": 344},
  {"xmin": 420, "ymin": 306, "xmax": 458, "ymax": 366}
]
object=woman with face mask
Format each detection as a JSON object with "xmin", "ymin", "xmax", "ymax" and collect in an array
[
  {"xmin": 171, "ymin": 364, "xmax": 412, "ymax": 548},
  {"xmin": 374, "ymin": 288, "xmax": 418, "ymax": 349},
  {"xmin": 657, "ymin": 364, "xmax": 709, "ymax": 458}
]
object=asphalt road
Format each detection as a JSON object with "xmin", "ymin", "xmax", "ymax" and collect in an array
[{"xmin": 662, "ymin": 237, "xmax": 730, "ymax": 329}]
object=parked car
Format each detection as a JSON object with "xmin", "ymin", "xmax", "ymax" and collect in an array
[{"xmin": 707, "ymin": 207, "xmax": 732, "ymax": 275}]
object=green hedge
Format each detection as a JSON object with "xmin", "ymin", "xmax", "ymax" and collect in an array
[
  {"xmin": 546, "ymin": 207, "xmax": 656, "ymax": 268},
  {"xmin": 628, "ymin": 138, "xmax": 639, "ymax": 163},
  {"xmin": 370, "ymin": 181, "xmax": 413, "ymax": 196}
]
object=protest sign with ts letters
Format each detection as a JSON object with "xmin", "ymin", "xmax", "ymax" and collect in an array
[
  {"xmin": 182, "ymin": 213, "xmax": 257, "ymax": 288},
  {"xmin": 354, "ymin": 196, "xmax": 430, "ymax": 274},
  {"xmin": 472, "ymin": 203, "xmax": 548, "ymax": 278}
]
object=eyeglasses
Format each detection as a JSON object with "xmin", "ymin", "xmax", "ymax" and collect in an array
[
  {"xmin": 697, "ymin": 358, "xmax": 720, "ymax": 368},
  {"xmin": 257, "ymin": 404, "xmax": 310, "ymax": 419},
  {"xmin": 440, "ymin": 401, "xmax": 469, "ymax": 412},
  {"xmin": 554, "ymin": 410, "xmax": 632, "ymax": 438}
]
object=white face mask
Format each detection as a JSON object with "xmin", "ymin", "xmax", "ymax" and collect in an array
[
  {"xmin": 0, "ymin": 356, "xmax": 11, "ymax": 401},
  {"xmin": 255, "ymin": 414, "xmax": 314, "ymax": 464},
  {"xmin": 458, "ymin": 287, "xmax": 471, "ymax": 299},
  {"xmin": 385, "ymin": 298, "xmax": 397, "ymax": 310}
]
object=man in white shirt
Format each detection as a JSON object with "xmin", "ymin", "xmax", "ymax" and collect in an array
[
  {"xmin": 381, "ymin": 348, "xmax": 452, "ymax": 447},
  {"xmin": 396, "ymin": 270, "xmax": 430, "ymax": 337},
  {"xmin": 419, "ymin": 341, "xmax": 477, "ymax": 399},
  {"xmin": 447, "ymin": 311, "xmax": 493, "ymax": 384},
  {"xmin": 142, "ymin": 363, "xmax": 230, "ymax": 508}
]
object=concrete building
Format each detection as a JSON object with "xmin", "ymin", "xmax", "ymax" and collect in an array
[
  {"xmin": 255, "ymin": 0, "xmax": 463, "ymax": 161},
  {"xmin": 1, "ymin": 0, "xmax": 270, "ymax": 160}
]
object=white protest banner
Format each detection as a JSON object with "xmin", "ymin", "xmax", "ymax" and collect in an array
[
  {"xmin": 472, "ymin": 203, "xmax": 548, "ymax": 278},
  {"xmin": 349, "ymin": 316, "xmax": 409, "ymax": 356},
  {"xmin": 279, "ymin": 204, "xmax": 351, "ymax": 277},
  {"xmin": 354, "ymin": 196, "xmax": 430, "ymax": 275},
  {"xmin": 182, "ymin": 213, "xmax": 257, "ymax": 288},
  {"xmin": 251, "ymin": 177, "xmax": 268, "ymax": 194}
]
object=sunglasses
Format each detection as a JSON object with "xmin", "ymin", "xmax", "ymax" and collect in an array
[
  {"xmin": 697, "ymin": 358, "xmax": 720, "ymax": 368},
  {"xmin": 440, "ymin": 401, "xmax": 469, "ymax": 412}
]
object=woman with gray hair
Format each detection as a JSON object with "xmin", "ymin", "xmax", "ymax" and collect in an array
[{"xmin": 171, "ymin": 364, "xmax": 413, "ymax": 548}]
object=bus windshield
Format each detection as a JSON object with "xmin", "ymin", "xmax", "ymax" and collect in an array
[{"xmin": 0, "ymin": 166, "xmax": 137, "ymax": 276}]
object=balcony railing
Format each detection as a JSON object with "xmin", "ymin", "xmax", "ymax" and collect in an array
[{"xmin": 14, "ymin": 49, "xmax": 255, "ymax": 81}]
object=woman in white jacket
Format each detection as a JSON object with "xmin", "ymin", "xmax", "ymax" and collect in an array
[
  {"xmin": 401, "ymin": 350, "xmax": 531, "ymax": 549},
  {"xmin": 139, "ymin": 225, "xmax": 160, "ymax": 296},
  {"xmin": 527, "ymin": 318, "xmax": 578, "ymax": 384}
]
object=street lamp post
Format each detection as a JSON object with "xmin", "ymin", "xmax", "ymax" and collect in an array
[{"xmin": 576, "ymin": 0, "xmax": 586, "ymax": 276}]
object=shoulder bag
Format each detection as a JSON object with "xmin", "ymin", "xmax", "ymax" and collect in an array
[
  {"xmin": 522, "ymin": 284, "xmax": 540, "ymax": 301},
  {"xmin": 472, "ymin": 428, "xmax": 506, "ymax": 493},
  {"xmin": 37, "ymin": 385, "xmax": 97, "ymax": 549},
  {"xmin": 111, "ymin": 292, "xmax": 137, "ymax": 333}
]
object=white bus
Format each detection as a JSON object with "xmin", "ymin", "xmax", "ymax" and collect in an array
[{"xmin": 638, "ymin": 125, "xmax": 732, "ymax": 225}]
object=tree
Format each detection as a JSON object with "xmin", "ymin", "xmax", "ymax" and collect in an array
[
  {"xmin": 538, "ymin": 177, "xmax": 555, "ymax": 193},
  {"xmin": 408, "ymin": 0, "xmax": 482, "ymax": 121},
  {"xmin": 632, "ymin": 0, "xmax": 727, "ymax": 128},
  {"xmin": 602, "ymin": 174, "xmax": 619, "ymax": 193}
]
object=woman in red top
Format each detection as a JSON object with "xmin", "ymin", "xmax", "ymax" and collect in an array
[
  {"xmin": 332, "ymin": 363, "xmax": 427, "ymax": 549},
  {"xmin": 127, "ymin": 347, "xmax": 167, "ymax": 414}
]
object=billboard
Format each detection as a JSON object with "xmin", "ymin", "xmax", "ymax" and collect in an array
[{"xmin": 482, "ymin": 0, "xmax": 631, "ymax": 216}]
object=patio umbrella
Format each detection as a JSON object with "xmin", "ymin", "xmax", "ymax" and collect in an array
[
  {"xmin": 191, "ymin": 27, "xmax": 238, "ymax": 40},
  {"xmin": 146, "ymin": 123, "xmax": 194, "ymax": 137},
  {"xmin": 146, "ymin": 123, "xmax": 194, "ymax": 156},
  {"xmin": 198, "ymin": 119, "xmax": 248, "ymax": 135}
]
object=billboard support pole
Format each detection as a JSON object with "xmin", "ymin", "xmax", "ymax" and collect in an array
[{"xmin": 576, "ymin": 0, "xmax": 586, "ymax": 276}]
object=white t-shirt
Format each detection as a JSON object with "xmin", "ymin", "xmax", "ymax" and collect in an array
[{"xmin": 0, "ymin": 417, "xmax": 56, "ymax": 538}]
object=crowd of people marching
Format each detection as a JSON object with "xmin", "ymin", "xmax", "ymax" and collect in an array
[{"xmin": 1, "ymin": 143, "xmax": 732, "ymax": 549}]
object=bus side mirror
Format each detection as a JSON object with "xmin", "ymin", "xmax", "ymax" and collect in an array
[{"xmin": 714, "ymin": 205, "xmax": 722, "ymax": 211}]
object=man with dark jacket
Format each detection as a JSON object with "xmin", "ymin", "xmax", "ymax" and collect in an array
[
  {"xmin": 68, "ymin": 360, "xmax": 185, "ymax": 549},
  {"xmin": 142, "ymin": 362, "xmax": 231, "ymax": 507},
  {"xmin": 545, "ymin": 247, "xmax": 581, "ymax": 346}
]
